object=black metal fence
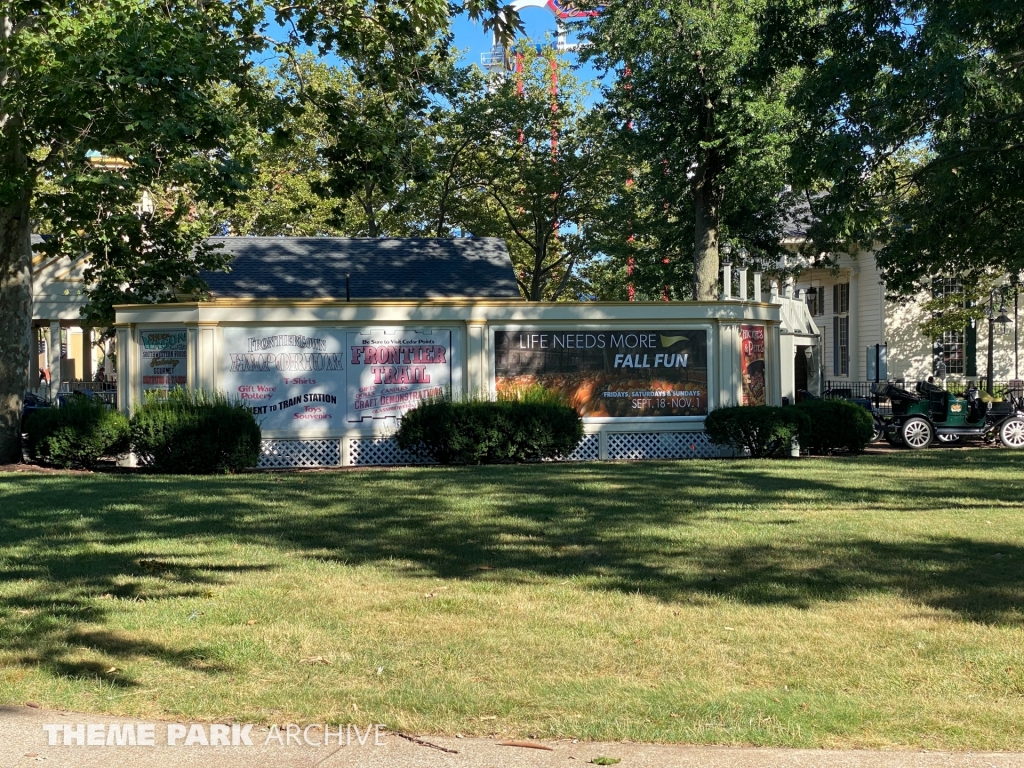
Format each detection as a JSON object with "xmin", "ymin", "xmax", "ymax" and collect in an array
[
  {"xmin": 61, "ymin": 379, "xmax": 118, "ymax": 406},
  {"xmin": 823, "ymin": 379, "xmax": 1024, "ymax": 414}
]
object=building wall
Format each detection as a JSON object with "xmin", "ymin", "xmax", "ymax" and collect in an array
[
  {"xmin": 792, "ymin": 248, "xmax": 1023, "ymax": 384},
  {"xmin": 114, "ymin": 298, "xmax": 786, "ymax": 466}
]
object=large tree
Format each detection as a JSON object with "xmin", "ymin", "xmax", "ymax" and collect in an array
[
  {"xmin": 1, "ymin": 0, "xmax": 521, "ymax": 463},
  {"xmin": 580, "ymin": 0, "xmax": 802, "ymax": 301},
  {"xmin": 771, "ymin": 0, "xmax": 1024, "ymax": 295},
  {"xmin": 0, "ymin": 0, "xmax": 264, "ymax": 462},
  {"xmin": 429, "ymin": 45, "xmax": 613, "ymax": 300}
]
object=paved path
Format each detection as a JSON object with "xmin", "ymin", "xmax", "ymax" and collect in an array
[{"xmin": 1, "ymin": 706, "xmax": 1021, "ymax": 768}]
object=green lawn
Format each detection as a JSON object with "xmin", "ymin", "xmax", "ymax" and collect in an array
[{"xmin": 2, "ymin": 452, "xmax": 1024, "ymax": 749}]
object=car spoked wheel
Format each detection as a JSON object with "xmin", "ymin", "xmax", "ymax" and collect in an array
[
  {"xmin": 901, "ymin": 417, "xmax": 933, "ymax": 450},
  {"xmin": 1000, "ymin": 418, "xmax": 1024, "ymax": 449},
  {"xmin": 937, "ymin": 434, "xmax": 962, "ymax": 444}
]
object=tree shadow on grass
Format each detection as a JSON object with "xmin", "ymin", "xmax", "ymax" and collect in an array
[
  {"xmin": 0, "ymin": 527, "xmax": 270, "ymax": 685},
  {"xmin": 1, "ymin": 450, "xmax": 1023, "ymax": 683}
]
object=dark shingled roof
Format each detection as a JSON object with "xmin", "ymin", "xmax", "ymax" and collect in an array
[{"xmin": 200, "ymin": 237, "xmax": 521, "ymax": 301}]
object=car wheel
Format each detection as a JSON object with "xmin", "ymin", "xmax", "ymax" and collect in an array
[
  {"xmin": 871, "ymin": 422, "xmax": 885, "ymax": 443},
  {"xmin": 1000, "ymin": 418, "xmax": 1024, "ymax": 449},
  {"xmin": 937, "ymin": 434, "xmax": 962, "ymax": 444},
  {"xmin": 901, "ymin": 416, "xmax": 933, "ymax": 450}
]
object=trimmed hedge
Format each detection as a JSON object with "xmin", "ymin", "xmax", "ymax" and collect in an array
[
  {"xmin": 704, "ymin": 405, "xmax": 808, "ymax": 458},
  {"xmin": 396, "ymin": 397, "xmax": 584, "ymax": 464},
  {"xmin": 792, "ymin": 399, "xmax": 875, "ymax": 454},
  {"xmin": 130, "ymin": 389, "xmax": 261, "ymax": 474},
  {"xmin": 25, "ymin": 395, "xmax": 129, "ymax": 469}
]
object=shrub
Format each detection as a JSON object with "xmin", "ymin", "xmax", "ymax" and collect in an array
[
  {"xmin": 704, "ymin": 405, "xmax": 808, "ymax": 458},
  {"xmin": 496, "ymin": 381, "xmax": 567, "ymax": 407},
  {"xmin": 793, "ymin": 399, "xmax": 875, "ymax": 454},
  {"xmin": 25, "ymin": 395, "xmax": 129, "ymax": 469},
  {"xmin": 130, "ymin": 389, "xmax": 261, "ymax": 474},
  {"xmin": 396, "ymin": 395, "xmax": 584, "ymax": 465}
]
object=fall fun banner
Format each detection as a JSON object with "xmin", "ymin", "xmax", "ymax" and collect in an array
[{"xmin": 494, "ymin": 330, "xmax": 708, "ymax": 417}]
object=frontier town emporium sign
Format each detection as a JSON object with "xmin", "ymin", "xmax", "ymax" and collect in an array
[{"xmin": 112, "ymin": 299, "xmax": 784, "ymax": 464}]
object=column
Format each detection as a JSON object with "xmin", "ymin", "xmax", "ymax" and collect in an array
[
  {"xmin": 29, "ymin": 326, "xmax": 39, "ymax": 391},
  {"xmin": 80, "ymin": 327, "xmax": 93, "ymax": 383},
  {"xmin": 768, "ymin": 323, "xmax": 783, "ymax": 406},
  {"xmin": 467, "ymin": 324, "xmax": 487, "ymax": 399},
  {"xmin": 115, "ymin": 326, "xmax": 132, "ymax": 414},
  {"xmin": 717, "ymin": 322, "xmax": 740, "ymax": 409},
  {"xmin": 48, "ymin": 320, "xmax": 62, "ymax": 399},
  {"xmin": 187, "ymin": 327, "xmax": 200, "ymax": 391},
  {"xmin": 199, "ymin": 327, "xmax": 216, "ymax": 392}
]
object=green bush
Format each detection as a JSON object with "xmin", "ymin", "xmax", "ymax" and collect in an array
[
  {"xmin": 130, "ymin": 389, "xmax": 261, "ymax": 474},
  {"xmin": 396, "ymin": 395, "xmax": 584, "ymax": 465},
  {"xmin": 25, "ymin": 395, "xmax": 129, "ymax": 469},
  {"xmin": 793, "ymin": 399, "xmax": 875, "ymax": 454},
  {"xmin": 704, "ymin": 405, "xmax": 809, "ymax": 458}
]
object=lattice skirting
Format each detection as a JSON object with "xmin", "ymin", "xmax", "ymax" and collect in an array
[
  {"xmin": 257, "ymin": 431, "xmax": 719, "ymax": 467},
  {"xmin": 607, "ymin": 431, "xmax": 719, "ymax": 460},
  {"xmin": 258, "ymin": 439, "xmax": 341, "ymax": 468},
  {"xmin": 563, "ymin": 433, "xmax": 600, "ymax": 461},
  {"xmin": 348, "ymin": 437, "xmax": 434, "ymax": 466}
]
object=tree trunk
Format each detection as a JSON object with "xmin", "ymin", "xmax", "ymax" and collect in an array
[
  {"xmin": 360, "ymin": 185, "xmax": 379, "ymax": 238},
  {"xmin": 0, "ymin": 187, "xmax": 33, "ymax": 464},
  {"xmin": 692, "ymin": 168, "xmax": 723, "ymax": 302}
]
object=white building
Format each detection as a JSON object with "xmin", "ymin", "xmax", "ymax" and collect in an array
[{"xmin": 787, "ymin": 246, "xmax": 1021, "ymax": 392}]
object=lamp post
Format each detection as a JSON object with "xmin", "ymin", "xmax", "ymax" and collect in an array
[{"xmin": 987, "ymin": 288, "xmax": 1013, "ymax": 396}]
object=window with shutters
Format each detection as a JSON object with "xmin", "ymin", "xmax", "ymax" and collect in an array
[
  {"xmin": 932, "ymin": 278, "xmax": 966, "ymax": 375},
  {"xmin": 833, "ymin": 283, "xmax": 850, "ymax": 314},
  {"xmin": 938, "ymin": 330, "xmax": 965, "ymax": 375},
  {"xmin": 833, "ymin": 315, "xmax": 850, "ymax": 375},
  {"xmin": 831, "ymin": 283, "xmax": 850, "ymax": 375}
]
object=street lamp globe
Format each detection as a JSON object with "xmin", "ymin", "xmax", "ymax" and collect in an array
[
  {"xmin": 720, "ymin": 242, "xmax": 733, "ymax": 266},
  {"xmin": 997, "ymin": 303, "xmax": 1012, "ymax": 335}
]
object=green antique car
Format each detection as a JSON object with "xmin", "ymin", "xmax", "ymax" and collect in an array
[{"xmin": 879, "ymin": 382, "xmax": 1024, "ymax": 449}]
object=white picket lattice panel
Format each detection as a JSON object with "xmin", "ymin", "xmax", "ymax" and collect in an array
[
  {"xmin": 607, "ymin": 431, "xmax": 718, "ymax": 460},
  {"xmin": 258, "ymin": 439, "xmax": 341, "ymax": 469},
  {"xmin": 348, "ymin": 437, "xmax": 434, "ymax": 466},
  {"xmin": 563, "ymin": 433, "xmax": 600, "ymax": 461}
]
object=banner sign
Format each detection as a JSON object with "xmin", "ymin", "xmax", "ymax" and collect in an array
[
  {"xmin": 139, "ymin": 329, "xmax": 188, "ymax": 392},
  {"xmin": 222, "ymin": 327, "xmax": 346, "ymax": 432},
  {"xmin": 221, "ymin": 326, "xmax": 455, "ymax": 432},
  {"xmin": 494, "ymin": 329, "xmax": 708, "ymax": 417},
  {"xmin": 346, "ymin": 328, "xmax": 452, "ymax": 422},
  {"xmin": 740, "ymin": 324, "xmax": 766, "ymax": 406}
]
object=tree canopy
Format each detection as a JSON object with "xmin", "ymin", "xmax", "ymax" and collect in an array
[
  {"xmin": 0, "ymin": 0, "xmax": 520, "ymax": 462},
  {"xmin": 772, "ymin": 0, "xmax": 1024, "ymax": 295},
  {"xmin": 580, "ymin": 0, "xmax": 803, "ymax": 300}
]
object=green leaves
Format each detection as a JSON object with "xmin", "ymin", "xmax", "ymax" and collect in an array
[
  {"xmin": 580, "ymin": 0, "xmax": 802, "ymax": 299},
  {"xmin": 777, "ymin": 0, "xmax": 1024, "ymax": 294}
]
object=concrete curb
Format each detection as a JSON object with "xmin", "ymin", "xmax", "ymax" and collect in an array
[{"xmin": 2, "ymin": 706, "xmax": 1022, "ymax": 768}]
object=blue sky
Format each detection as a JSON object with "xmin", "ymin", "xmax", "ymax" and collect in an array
[
  {"xmin": 263, "ymin": 8, "xmax": 603, "ymax": 96},
  {"xmin": 450, "ymin": 8, "xmax": 589, "ymax": 68}
]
